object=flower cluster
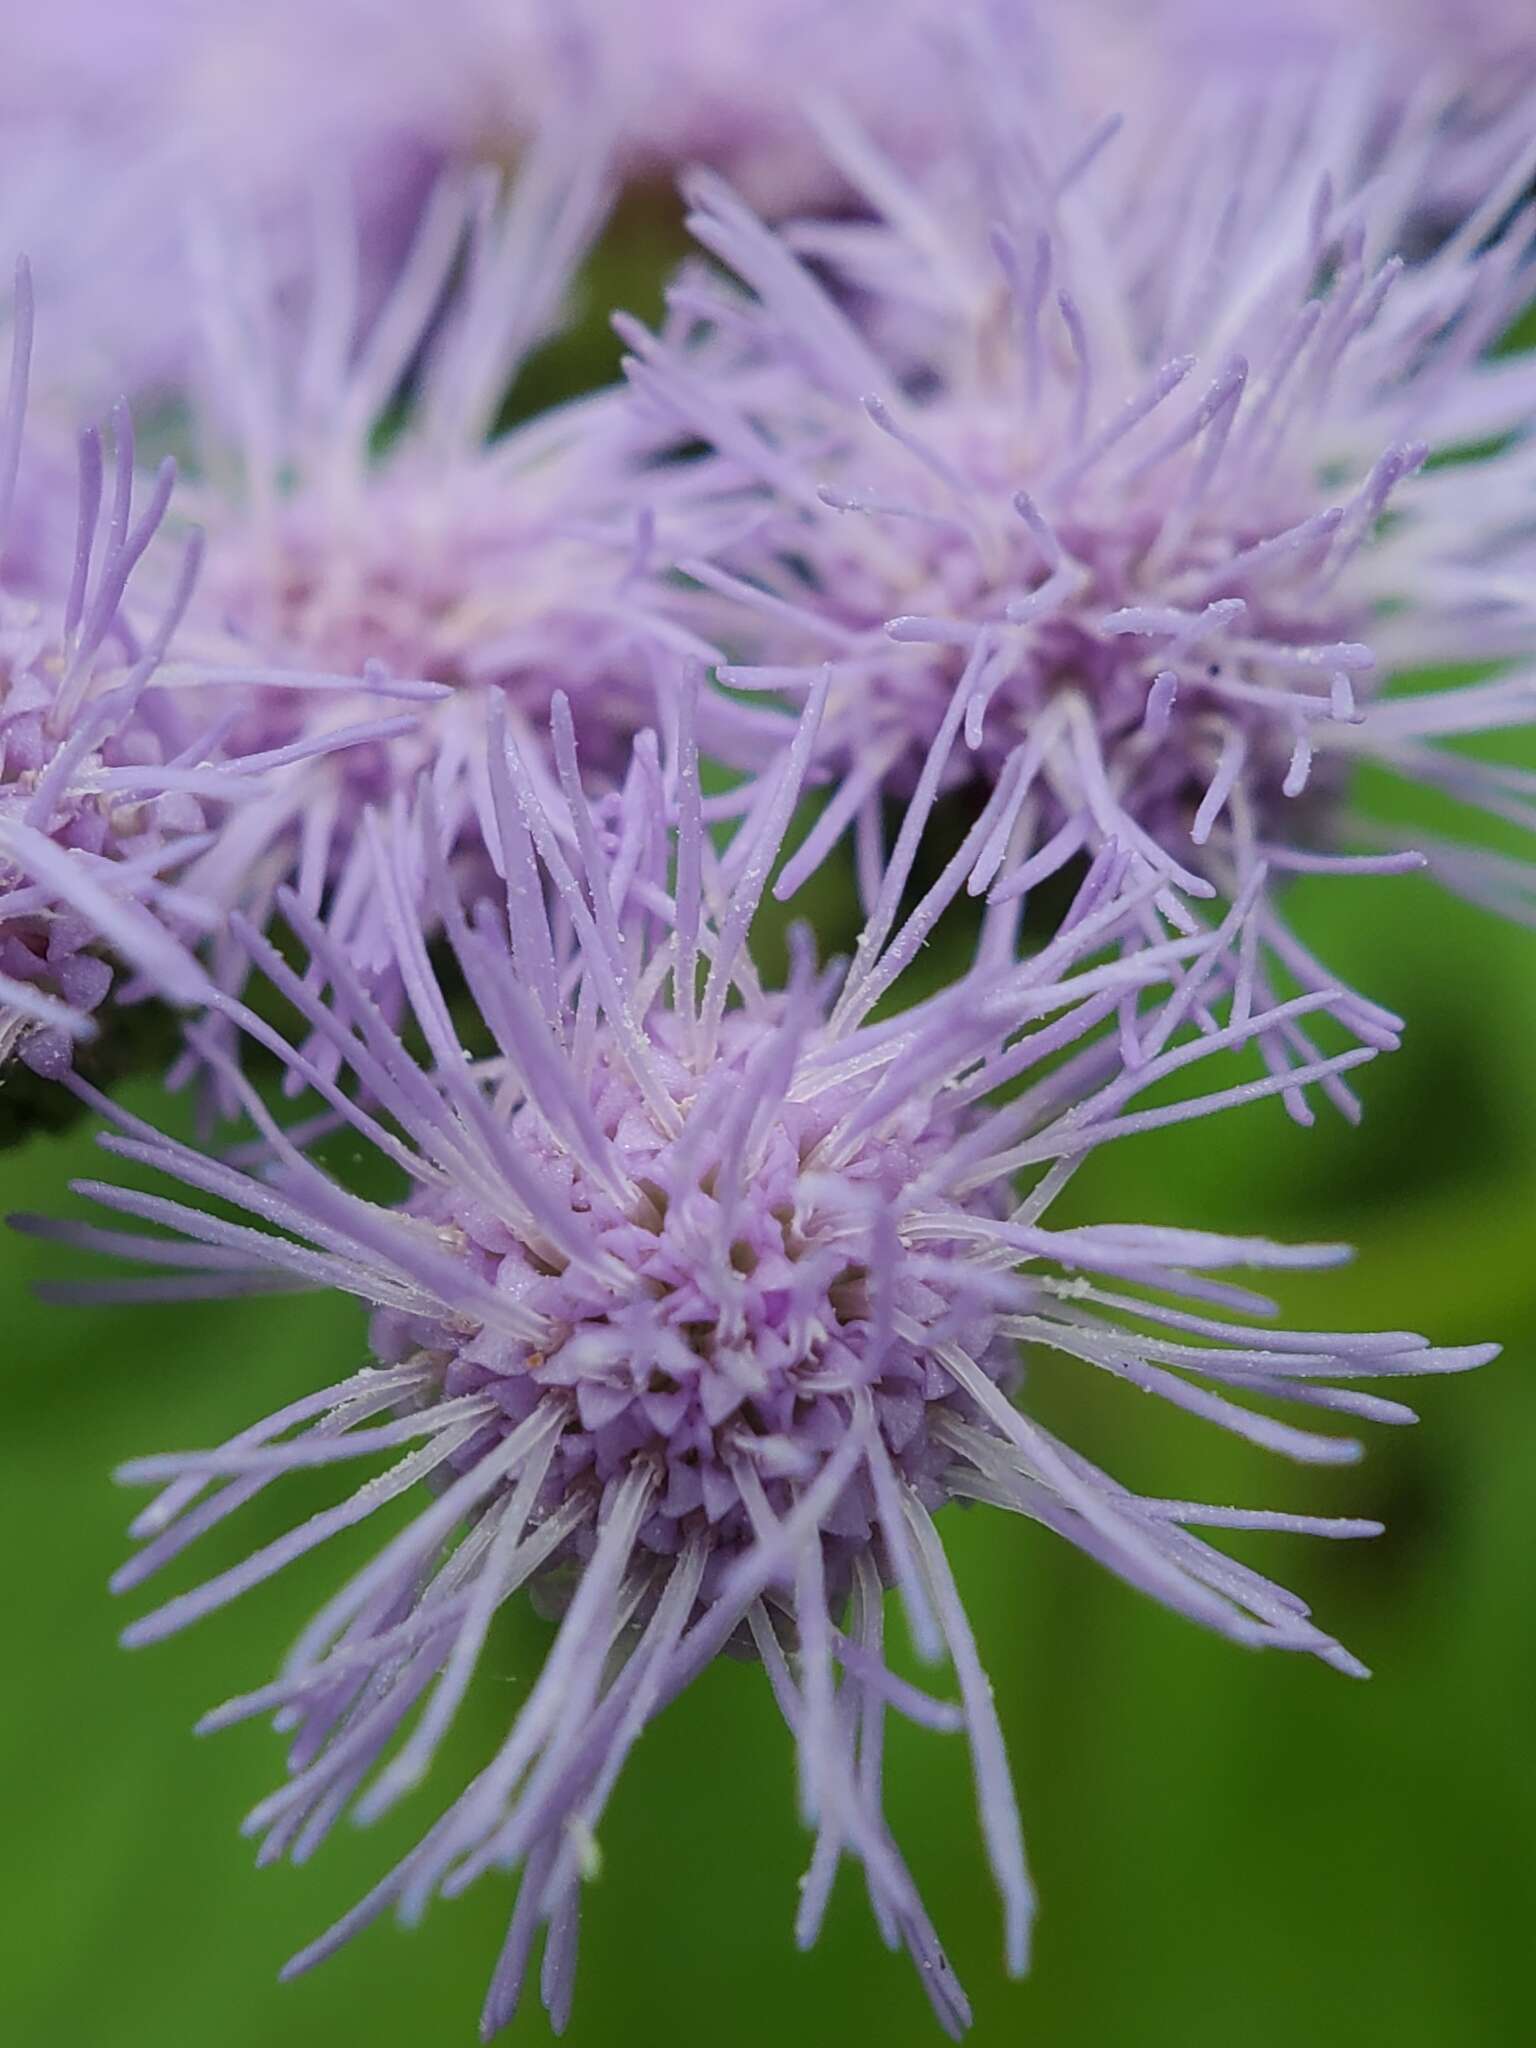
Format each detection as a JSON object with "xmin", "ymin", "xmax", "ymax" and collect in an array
[
  {"xmin": 623, "ymin": 70, "xmax": 1536, "ymax": 1074},
  {"xmin": 2, "ymin": 4, "xmax": 1530, "ymax": 2041},
  {"xmin": 152, "ymin": 139, "xmax": 752, "ymax": 1021},
  {"xmin": 1, "ymin": 259, "xmax": 486, "ymax": 1106},
  {"xmin": 30, "ymin": 690, "xmax": 1492, "ymax": 2030},
  {"xmin": 0, "ymin": 261, "xmax": 425, "ymax": 1080}
]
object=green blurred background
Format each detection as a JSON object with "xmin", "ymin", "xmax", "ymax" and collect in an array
[{"xmin": 5, "ymin": 235, "xmax": 1536, "ymax": 2048}]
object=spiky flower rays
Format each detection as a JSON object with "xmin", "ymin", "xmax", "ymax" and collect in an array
[
  {"xmin": 32, "ymin": 680, "xmax": 1492, "ymax": 2037},
  {"xmin": 166, "ymin": 134, "xmax": 737, "ymax": 1012},
  {"xmin": 620, "ymin": 69, "xmax": 1536, "ymax": 1073},
  {"xmin": 0, "ymin": 260, "xmax": 440, "ymax": 1077}
]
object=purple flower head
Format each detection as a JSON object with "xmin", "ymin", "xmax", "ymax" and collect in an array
[
  {"xmin": 30, "ymin": 681, "xmax": 1493, "ymax": 2034},
  {"xmin": 0, "ymin": 260, "xmax": 254, "ymax": 1076},
  {"xmin": 622, "ymin": 64, "xmax": 1536, "ymax": 1082},
  {"xmin": 159, "ymin": 141, "xmax": 725, "ymax": 1003},
  {"xmin": 0, "ymin": 253, "xmax": 456, "ymax": 1094}
]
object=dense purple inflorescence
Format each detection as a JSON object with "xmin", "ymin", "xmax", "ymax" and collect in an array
[
  {"xmin": 1, "ymin": 3, "xmax": 1529, "ymax": 2036},
  {"xmin": 29, "ymin": 680, "xmax": 1493, "ymax": 2035},
  {"xmin": 0, "ymin": 247, "xmax": 462, "ymax": 1086},
  {"xmin": 622, "ymin": 62, "xmax": 1536, "ymax": 1079},
  {"xmin": 153, "ymin": 140, "xmax": 743, "ymax": 1010},
  {"xmin": 0, "ymin": 261, "xmax": 211, "ymax": 1061},
  {"xmin": 0, "ymin": 262, "xmax": 427, "ymax": 1077}
]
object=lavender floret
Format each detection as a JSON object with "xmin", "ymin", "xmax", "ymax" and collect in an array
[
  {"xmin": 0, "ymin": 253, "xmax": 459, "ymax": 1095},
  {"xmin": 156, "ymin": 140, "xmax": 741, "ymax": 1004},
  {"xmin": 621, "ymin": 56, "xmax": 1536, "ymax": 1089},
  {"xmin": 0, "ymin": 259, "xmax": 232, "ymax": 1074},
  {"xmin": 26, "ymin": 678, "xmax": 1495, "ymax": 2035}
]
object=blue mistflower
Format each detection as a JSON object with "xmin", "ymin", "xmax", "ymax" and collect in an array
[
  {"xmin": 0, "ymin": 261, "xmax": 424, "ymax": 1080},
  {"xmin": 25, "ymin": 682, "xmax": 1493, "ymax": 2035},
  {"xmin": 621, "ymin": 54, "xmax": 1536, "ymax": 1108},
  {"xmin": 152, "ymin": 139, "xmax": 744, "ymax": 1015}
]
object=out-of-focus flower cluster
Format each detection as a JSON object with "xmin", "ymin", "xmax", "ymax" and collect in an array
[
  {"xmin": 3, "ymin": 0, "xmax": 1532, "ymax": 2038},
  {"xmin": 622, "ymin": 68, "xmax": 1536, "ymax": 1107}
]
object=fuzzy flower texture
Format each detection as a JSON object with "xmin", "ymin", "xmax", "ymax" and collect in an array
[
  {"xmin": 627, "ymin": 67, "xmax": 1536, "ymax": 1080},
  {"xmin": 0, "ymin": 266, "xmax": 211, "ymax": 1073},
  {"xmin": 2, "ymin": 138, "xmax": 711, "ymax": 1096},
  {"xmin": 0, "ymin": 257, "xmax": 444, "ymax": 1084},
  {"xmin": 157, "ymin": 138, "xmax": 731, "ymax": 1032},
  {"xmin": 31, "ymin": 688, "xmax": 1493, "ymax": 2035},
  {"xmin": 6, "ymin": 11, "xmax": 1534, "ymax": 2046}
]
